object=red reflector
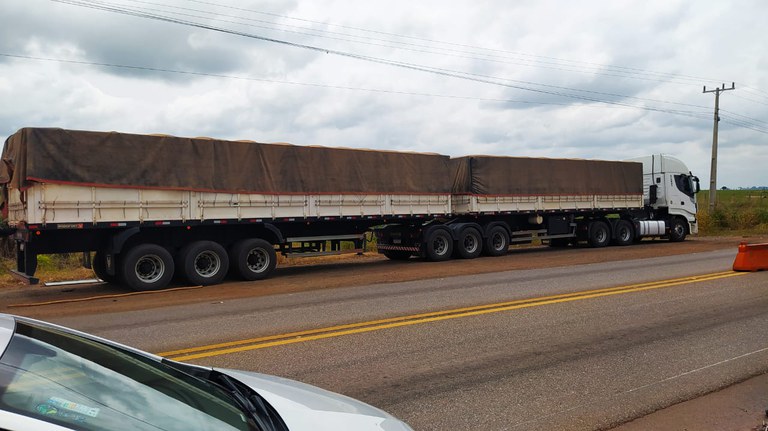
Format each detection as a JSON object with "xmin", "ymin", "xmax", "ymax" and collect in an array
[{"xmin": 28, "ymin": 225, "xmax": 39, "ymax": 229}]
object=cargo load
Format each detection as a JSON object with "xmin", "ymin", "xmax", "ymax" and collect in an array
[
  {"xmin": 449, "ymin": 156, "xmax": 644, "ymax": 214},
  {"xmin": 1, "ymin": 127, "xmax": 451, "ymax": 194}
]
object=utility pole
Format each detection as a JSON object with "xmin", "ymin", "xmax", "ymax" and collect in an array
[{"xmin": 703, "ymin": 82, "xmax": 735, "ymax": 212}]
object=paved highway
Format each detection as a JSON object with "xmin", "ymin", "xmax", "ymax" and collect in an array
[{"xmin": 42, "ymin": 248, "xmax": 768, "ymax": 430}]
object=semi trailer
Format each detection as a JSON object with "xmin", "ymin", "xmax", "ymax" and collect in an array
[
  {"xmin": 0, "ymin": 127, "xmax": 699, "ymax": 291},
  {"xmin": 375, "ymin": 154, "xmax": 699, "ymax": 260}
]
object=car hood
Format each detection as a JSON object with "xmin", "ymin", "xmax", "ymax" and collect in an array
[{"xmin": 218, "ymin": 369, "xmax": 413, "ymax": 431}]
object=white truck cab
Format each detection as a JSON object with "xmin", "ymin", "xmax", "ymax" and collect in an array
[{"xmin": 627, "ymin": 154, "xmax": 699, "ymax": 235}]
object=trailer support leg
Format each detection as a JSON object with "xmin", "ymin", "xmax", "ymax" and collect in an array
[{"xmin": 12, "ymin": 242, "xmax": 39, "ymax": 284}]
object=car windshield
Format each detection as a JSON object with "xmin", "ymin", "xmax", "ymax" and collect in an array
[{"xmin": 0, "ymin": 320, "xmax": 259, "ymax": 431}]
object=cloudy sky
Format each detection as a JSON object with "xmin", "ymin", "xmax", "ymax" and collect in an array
[{"xmin": 1, "ymin": 0, "xmax": 766, "ymax": 188}]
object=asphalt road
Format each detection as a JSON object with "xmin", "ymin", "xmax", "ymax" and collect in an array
[{"xmin": 32, "ymin": 248, "xmax": 768, "ymax": 430}]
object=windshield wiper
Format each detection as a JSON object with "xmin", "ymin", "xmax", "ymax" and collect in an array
[{"xmin": 211, "ymin": 371, "xmax": 280, "ymax": 431}]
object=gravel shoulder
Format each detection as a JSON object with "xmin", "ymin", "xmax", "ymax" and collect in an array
[{"xmin": 1, "ymin": 235, "xmax": 761, "ymax": 320}]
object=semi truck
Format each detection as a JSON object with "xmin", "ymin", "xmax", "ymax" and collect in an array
[{"xmin": 0, "ymin": 127, "xmax": 699, "ymax": 291}]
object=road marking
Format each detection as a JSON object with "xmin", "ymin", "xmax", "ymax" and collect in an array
[{"xmin": 159, "ymin": 271, "xmax": 747, "ymax": 361}]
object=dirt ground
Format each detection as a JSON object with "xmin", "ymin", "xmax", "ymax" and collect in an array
[{"xmin": 1, "ymin": 235, "xmax": 762, "ymax": 320}]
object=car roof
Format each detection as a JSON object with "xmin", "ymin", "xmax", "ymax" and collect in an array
[{"xmin": 0, "ymin": 314, "xmax": 15, "ymax": 356}]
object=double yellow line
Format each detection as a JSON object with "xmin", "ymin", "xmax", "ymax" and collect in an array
[{"xmin": 159, "ymin": 271, "xmax": 745, "ymax": 361}]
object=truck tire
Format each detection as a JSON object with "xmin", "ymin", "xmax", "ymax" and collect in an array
[
  {"xmin": 230, "ymin": 238, "xmax": 277, "ymax": 281},
  {"xmin": 382, "ymin": 250, "xmax": 412, "ymax": 260},
  {"xmin": 668, "ymin": 217, "xmax": 687, "ymax": 242},
  {"xmin": 587, "ymin": 220, "xmax": 610, "ymax": 248},
  {"xmin": 93, "ymin": 251, "xmax": 117, "ymax": 284},
  {"xmin": 425, "ymin": 228, "xmax": 453, "ymax": 261},
  {"xmin": 612, "ymin": 220, "xmax": 634, "ymax": 246},
  {"xmin": 178, "ymin": 241, "xmax": 229, "ymax": 286},
  {"xmin": 456, "ymin": 227, "xmax": 482, "ymax": 259},
  {"xmin": 483, "ymin": 226, "xmax": 509, "ymax": 256},
  {"xmin": 120, "ymin": 244, "xmax": 174, "ymax": 291}
]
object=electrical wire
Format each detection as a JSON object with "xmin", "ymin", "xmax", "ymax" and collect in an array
[
  {"xmin": 24, "ymin": 0, "xmax": 768, "ymax": 135},
  {"xmin": 106, "ymin": 0, "xmax": 711, "ymax": 87},
  {"xmin": 48, "ymin": 0, "xmax": 716, "ymax": 120},
  {"xmin": 0, "ymin": 52, "xmax": 573, "ymax": 106},
  {"xmin": 182, "ymin": 0, "xmax": 737, "ymax": 87},
  {"xmin": 3, "ymin": 51, "xmax": 763, "ymax": 134}
]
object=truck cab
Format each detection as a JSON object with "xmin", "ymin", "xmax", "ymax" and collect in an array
[{"xmin": 626, "ymin": 154, "xmax": 699, "ymax": 235}]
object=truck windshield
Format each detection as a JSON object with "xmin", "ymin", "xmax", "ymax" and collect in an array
[
  {"xmin": 0, "ymin": 321, "xmax": 259, "ymax": 431},
  {"xmin": 673, "ymin": 174, "xmax": 696, "ymax": 198}
]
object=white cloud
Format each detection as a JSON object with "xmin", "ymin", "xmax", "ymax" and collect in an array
[{"xmin": 0, "ymin": 0, "xmax": 766, "ymax": 187}]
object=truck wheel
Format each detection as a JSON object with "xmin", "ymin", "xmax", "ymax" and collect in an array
[
  {"xmin": 178, "ymin": 241, "xmax": 229, "ymax": 286},
  {"xmin": 120, "ymin": 244, "xmax": 174, "ymax": 291},
  {"xmin": 612, "ymin": 220, "xmax": 634, "ymax": 246},
  {"xmin": 230, "ymin": 239, "xmax": 277, "ymax": 281},
  {"xmin": 456, "ymin": 227, "xmax": 482, "ymax": 259},
  {"xmin": 587, "ymin": 220, "xmax": 610, "ymax": 248},
  {"xmin": 382, "ymin": 250, "xmax": 412, "ymax": 260},
  {"xmin": 425, "ymin": 228, "xmax": 453, "ymax": 261},
  {"xmin": 668, "ymin": 218, "xmax": 687, "ymax": 242},
  {"xmin": 93, "ymin": 251, "xmax": 117, "ymax": 284},
  {"xmin": 483, "ymin": 226, "xmax": 509, "ymax": 256}
]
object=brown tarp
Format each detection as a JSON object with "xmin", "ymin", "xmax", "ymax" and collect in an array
[
  {"xmin": 451, "ymin": 156, "xmax": 643, "ymax": 195},
  {"xmin": 0, "ymin": 128, "xmax": 452, "ymax": 194}
]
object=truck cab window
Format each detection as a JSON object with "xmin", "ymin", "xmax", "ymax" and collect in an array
[{"xmin": 674, "ymin": 174, "xmax": 695, "ymax": 198}]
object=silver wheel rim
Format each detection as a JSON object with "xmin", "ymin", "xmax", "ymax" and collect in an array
[
  {"xmin": 464, "ymin": 233, "xmax": 479, "ymax": 253},
  {"xmin": 247, "ymin": 248, "xmax": 269, "ymax": 273},
  {"xmin": 194, "ymin": 251, "xmax": 221, "ymax": 278},
  {"xmin": 433, "ymin": 236, "xmax": 448, "ymax": 256},
  {"xmin": 135, "ymin": 254, "xmax": 165, "ymax": 284},
  {"xmin": 492, "ymin": 232, "xmax": 506, "ymax": 251},
  {"xmin": 674, "ymin": 224, "xmax": 685, "ymax": 237},
  {"xmin": 619, "ymin": 227, "xmax": 631, "ymax": 242},
  {"xmin": 596, "ymin": 228, "xmax": 607, "ymax": 243}
]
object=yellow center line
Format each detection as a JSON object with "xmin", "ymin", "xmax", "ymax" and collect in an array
[{"xmin": 159, "ymin": 271, "xmax": 747, "ymax": 361}]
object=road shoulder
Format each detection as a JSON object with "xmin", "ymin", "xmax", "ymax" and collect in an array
[{"xmin": 611, "ymin": 373, "xmax": 768, "ymax": 431}]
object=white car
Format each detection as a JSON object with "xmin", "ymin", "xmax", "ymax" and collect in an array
[{"xmin": 0, "ymin": 314, "xmax": 412, "ymax": 431}]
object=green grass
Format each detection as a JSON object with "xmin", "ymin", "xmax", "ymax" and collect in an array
[{"xmin": 697, "ymin": 189, "xmax": 768, "ymax": 235}]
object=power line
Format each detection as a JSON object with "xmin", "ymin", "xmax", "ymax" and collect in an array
[
  {"xmin": 50, "ymin": 0, "xmax": 754, "ymax": 115},
  {"xmin": 106, "ymin": 0, "xmax": 722, "ymax": 88},
  {"xmin": 718, "ymin": 108, "xmax": 768, "ymax": 127},
  {"xmin": 0, "ymin": 52, "xmax": 571, "ymax": 106},
  {"xmin": 738, "ymin": 84, "xmax": 768, "ymax": 99},
  {"xmin": 49, "ymin": 0, "xmax": 716, "ymax": 119},
  {"xmin": 730, "ymin": 93, "xmax": 768, "ymax": 107},
  {"xmin": 182, "ymin": 0, "xmax": 734, "ymax": 87},
  {"xmin": 2, "ymin": 51, "xmax": 763, "ymax": 135}
]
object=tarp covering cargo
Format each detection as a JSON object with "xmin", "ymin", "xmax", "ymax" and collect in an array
[
  {"xmin": 451, "ymin": 156, "xmax": 643, "ymax": 195},
  {"xmin": 0, "ymin": 128, "xmax": 451, "ymax": 194}
]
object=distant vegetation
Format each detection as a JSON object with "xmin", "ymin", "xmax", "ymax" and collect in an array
[{"xmin": 697, "ymin": 189, "xmax": 768, "ymax": 234}]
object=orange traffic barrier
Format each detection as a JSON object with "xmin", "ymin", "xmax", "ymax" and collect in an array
[{"xmin": 732, "ymin": 242, "xmax": 768, "ymax": 272}]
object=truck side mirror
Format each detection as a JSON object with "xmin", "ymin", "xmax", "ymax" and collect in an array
[
  {"xmin": 692, "ymin": 176, "xmax": 700, "ymax": 193},
  {"xmin": 649, "ymin": 184, "xmax": 658, "ymax": 204}
]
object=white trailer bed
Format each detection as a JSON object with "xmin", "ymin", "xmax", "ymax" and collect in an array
[
  {"xmin": 7, "ymin": 183, "xmax": 452, "ymax": 226},
  {"xmin": 451, "ymin": 193, "xmax": 643, "ymax": 214}
]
